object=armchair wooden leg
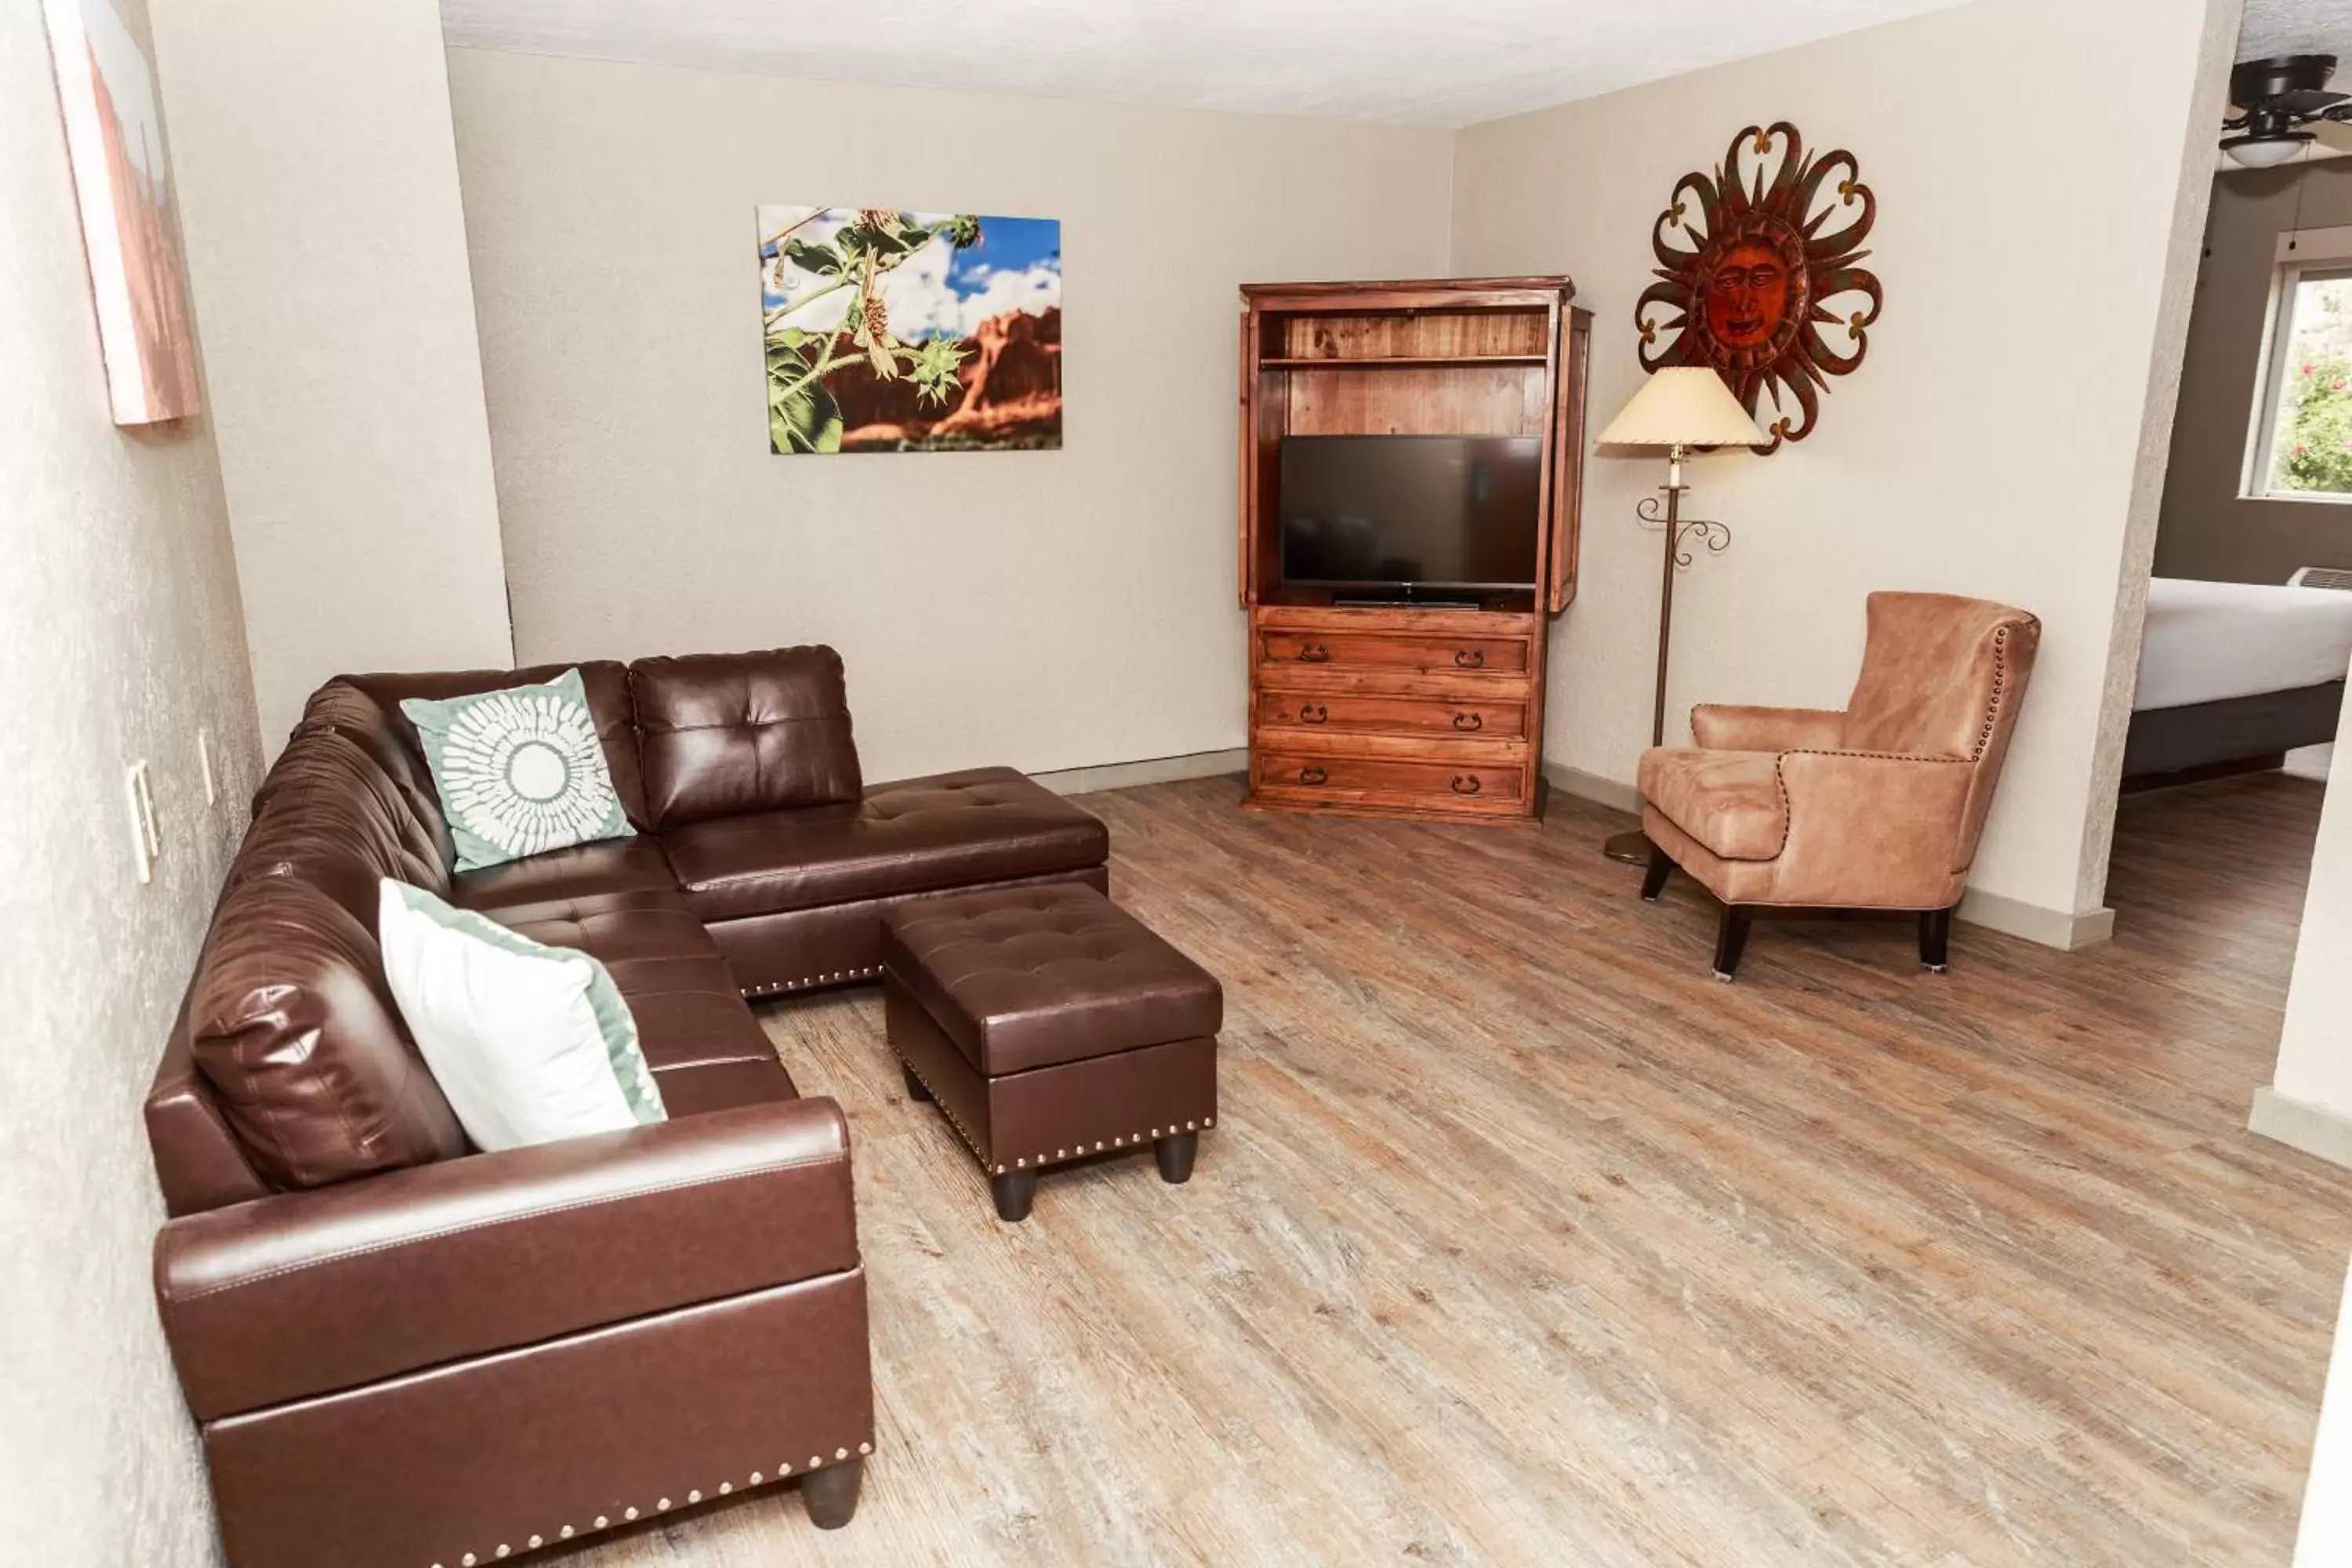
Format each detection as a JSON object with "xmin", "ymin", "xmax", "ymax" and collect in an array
[
  {"xmin": 1712, "ymin": 906, "xmax": 1754, "ymax": 982},
  {"xmin": 1919, "ymin": 906, "xmax": 1955, "ymax": 973},
  {"xmin": 1639, "ymin": 843, "xmax": 1674, "ymax": 902}
]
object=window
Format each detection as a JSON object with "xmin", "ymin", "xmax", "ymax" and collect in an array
[{"xmin": 2248, "ymin": 227, "xmax": 2352, "ymax": 503}]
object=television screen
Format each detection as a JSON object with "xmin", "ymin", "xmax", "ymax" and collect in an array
[{"xmin": 1277, "ymin": 434, "xmax": 1541, "ymax": 593}]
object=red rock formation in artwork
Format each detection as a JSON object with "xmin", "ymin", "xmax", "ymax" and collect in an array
[{"xmin": 826, "ymin": 307, "xmax": 1062, "ymax": 452}]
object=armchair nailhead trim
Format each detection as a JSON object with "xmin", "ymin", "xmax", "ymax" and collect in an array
[{"xmin": 1974, "ymin": 623, "xmax": 2015, "ymax": 761}]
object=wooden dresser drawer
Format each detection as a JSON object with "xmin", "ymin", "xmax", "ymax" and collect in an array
[
  {"xmin": 1255, "ymin": 690, "xmax": 1527, "ymax": 740},
  {"xmin": 1258, "ymin": 628, "xmax": 1529, "ymax": 677},
  {"xmin": 1250, "ymin": 749, "xmax": 1527, "ymax": 808}
]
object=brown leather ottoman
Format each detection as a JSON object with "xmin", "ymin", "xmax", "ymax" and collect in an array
[{"xmin": 880, "ymin": 884, "xmax": 1221, "ymax": 1221}]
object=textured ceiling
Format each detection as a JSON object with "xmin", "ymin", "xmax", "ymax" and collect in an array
[
  {"xmin": 2240, "ymin": 0, "xmax": 2352, "ymax": 66},
  {"xmin": 437, "ymin": 0, "xmax": 1973, "ymax": 128}
]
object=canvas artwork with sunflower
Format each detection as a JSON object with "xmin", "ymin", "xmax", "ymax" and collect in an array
[{"xmin": 758, "ymin": 205, "xmax": 1062, "ymax": 454}]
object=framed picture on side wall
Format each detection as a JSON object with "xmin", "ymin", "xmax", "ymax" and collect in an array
[
  {"xmin": 759, "ymin": 206, "xmax": 1061, "ymax": 453},
  {"xmin": 42, "ymin": 0, "xmax": 203, "ymax": 426}
]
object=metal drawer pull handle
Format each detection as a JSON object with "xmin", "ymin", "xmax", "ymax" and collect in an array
[
  {"xmin": 1450, "ymin": 775, "xmax": 1482, "ymax": 795},
  {"xmin": 1453, "ymin": 711, "xmax": 1483, "ymax": 731},
  {"xmin": 1298, "ymin": 642, "xmax": 1330, "ymax": 662},
  {"xmin": 1298, "ymin": 704, "xmax": 1329, "ymax": 725},
  {"xmin": 1299, "ymin": 766, "xmax": 1329, "ymax": 786},
  {"xmin": 1454, "ymin": 648, "xmax": 1486, "ymax": 669}
]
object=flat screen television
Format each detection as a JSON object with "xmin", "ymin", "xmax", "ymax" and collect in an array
[{"xmin": 1278, "ymin": 434, "xmax": 1541, "ymax": 597}]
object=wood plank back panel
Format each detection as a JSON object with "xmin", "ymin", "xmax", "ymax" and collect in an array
[
  {"xmin": 1283, "ymin": 365, "xmax": 1549, "ymax": 438},
  {"xmin": 1279, "ymin": 310, "xmax": 1552, "ymax": 362}
]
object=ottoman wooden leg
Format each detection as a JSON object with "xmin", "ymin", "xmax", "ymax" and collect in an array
[
  {"xmin": 801, "ymin": 1457, "xmax": 864, "ymax": 1530},
  {"xmin": 991, "ymin": 1168, "xmax": 1038, "ymax": 1222},
  {"xmin": 900, "ymin": 1062, "xmax": 933, "ymax": 1102},
  {"xmin": 1155, "ymin": 1131, "xmax": 1199, "ymax": 1185}
]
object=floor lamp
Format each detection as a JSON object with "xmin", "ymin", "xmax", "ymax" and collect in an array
[{"xmin": 1594, "ymin": 368, "xmax": 1773, "ymax": 865}]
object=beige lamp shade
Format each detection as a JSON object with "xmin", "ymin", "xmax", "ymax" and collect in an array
[{"xmin": 1597, "ymin": 367, "xmax": 1771, "ymax": 449}]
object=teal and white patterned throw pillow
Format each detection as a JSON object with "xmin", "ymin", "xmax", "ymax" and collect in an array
[{"xmin": 401, "ymin": 669, "xmax": 631, "ymax": 871}]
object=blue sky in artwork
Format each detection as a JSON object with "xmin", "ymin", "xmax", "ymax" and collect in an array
[
  {"xmin": 760, "ymin": 207, "xmax": 1060, "ymax": 335},
  {"xmin": 947, "ymin": 216, "xmax": 1060, "ymax": 295}
]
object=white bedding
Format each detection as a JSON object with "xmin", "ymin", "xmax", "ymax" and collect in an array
[{"xmin": 2133, "ymin": 577, "xmax": 2352, "ymax": 712}]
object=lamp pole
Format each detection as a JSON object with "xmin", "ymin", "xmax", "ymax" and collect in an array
[
  {"xmin": 1648, "ymin": 442, "xmax": 1690, "ymax": 751},
  {"xmin": 1602, "ymin": 441, "xmax": 1731, "ymax": 865}
]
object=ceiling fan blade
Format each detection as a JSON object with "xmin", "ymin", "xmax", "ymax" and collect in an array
[
  {"xmin": 2316, "ymin": 118, "xmax": 2352, "ymax": 154},
  {"xmin": 2277, "ymin": 87, "xmax": 2351, "ymax": 113}
]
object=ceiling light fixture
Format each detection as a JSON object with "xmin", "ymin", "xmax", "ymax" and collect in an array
[{"xmin": 2222, "ymin": 54, "xmax": 2352, "ymax": 169}]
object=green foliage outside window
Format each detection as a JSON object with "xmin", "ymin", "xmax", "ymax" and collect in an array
[
  {"xmin": 2270, "ymin": 274, "xmax": 2352, "ymax": 497},
  {"xmin": 2276, "ymin": 354, "xmax": 2352, "ymax": 495}
]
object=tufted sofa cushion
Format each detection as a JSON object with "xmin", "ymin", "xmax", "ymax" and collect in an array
[
  {"xmin": 631, "ymin": 647, "xmax": 861, "ymax": 831},
  {"xmin": 658, "ymin": 767, "xmax": 1111, "ymax": 923},
  {"xmin": 880, "ymin": 883, "xmax": 1222, "ymax": 1076}
]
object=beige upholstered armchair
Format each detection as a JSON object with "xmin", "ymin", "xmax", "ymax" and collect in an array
[{"xmin": 1635, "ymin": 591, "xmax": 2041, "ymax": 980}]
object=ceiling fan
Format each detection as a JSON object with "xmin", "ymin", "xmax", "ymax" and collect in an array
[{"xmin": 2223, "ymin": 53, "xmax": 2352, "ymax": 168}]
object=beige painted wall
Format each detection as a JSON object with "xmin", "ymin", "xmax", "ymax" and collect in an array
[
  {"xmin": 150, "ymin": 0, "xmax": 514, "ymax": 756},
  {"xmin": 0, "ymin": 3, "xmax": 262, "ymax": 1562},
  {"xmin": 2155, "ymin": 159, "xmax": 2352, "ymax": 586},
  {"xmin": 445, "ymin": 48, "xmax": 1454, "ymax": 785},
  {"xmin": 1451, "ymin": 0, "xmax": 2227, "ymax": 924}
]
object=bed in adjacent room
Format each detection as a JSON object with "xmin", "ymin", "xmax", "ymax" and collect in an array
[{"xmin": 2125, "ymin": 577, "xmax": 2352, "ymax": 786}]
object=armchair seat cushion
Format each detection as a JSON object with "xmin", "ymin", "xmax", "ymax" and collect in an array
[
  {"xmin": 1637, "ymin": 748, "xmax": 1788, "ymax": 862},
  {"xmin": 660, "ymin": 768, "xmax": 1109, "ymax": 924}
]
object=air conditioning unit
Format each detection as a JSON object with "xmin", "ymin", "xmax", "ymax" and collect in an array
[{"xmin": 2288, "ymin": 565, "xmax": 2352, "ymax": 590}]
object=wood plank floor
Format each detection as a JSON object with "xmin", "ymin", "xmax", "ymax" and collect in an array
[{"xmin": 562, "ymin": 772, "xmax": 2350, "ymax": 1567}]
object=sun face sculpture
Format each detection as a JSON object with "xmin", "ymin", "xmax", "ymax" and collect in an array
[{"xmin": 1637, "ymin": 122, "xmax": 1882, "ymax": 451}]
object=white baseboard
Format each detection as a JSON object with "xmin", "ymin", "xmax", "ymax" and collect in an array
[
  {"xmin": 1543, "ymin": 762, "xmax": 2107, "ymax": 952},
  {"xmin": 1031, "ymin": 748, "xmax": 1247, "ymax": 796},
  {"xmin": 2249, "ymin": 1087, "xmax": 2352, "ymax": 1171},
  {"xmin": 1955, "ymin": 888, "xmax": 2114, "ymax": 951}
]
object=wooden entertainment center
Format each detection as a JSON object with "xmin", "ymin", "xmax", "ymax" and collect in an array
[{"xmin": 1239, "ymin": 277, "xmax": 1591, "ymax": 824}]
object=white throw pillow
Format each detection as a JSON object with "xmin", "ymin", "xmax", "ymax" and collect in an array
[{"xmin": 377, "ymin": 879, "xmax": 665, "ymax": 1152}]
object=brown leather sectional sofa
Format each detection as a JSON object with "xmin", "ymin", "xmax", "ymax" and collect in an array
[{"xmin": 144, "ymin": 647, "xmax": 1109, "ymax": 1568}]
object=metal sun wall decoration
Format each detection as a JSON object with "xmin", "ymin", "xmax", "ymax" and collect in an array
[{"xmin": 1636, "ymin": 122, "xmax": 1881, "ymax": 451}]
